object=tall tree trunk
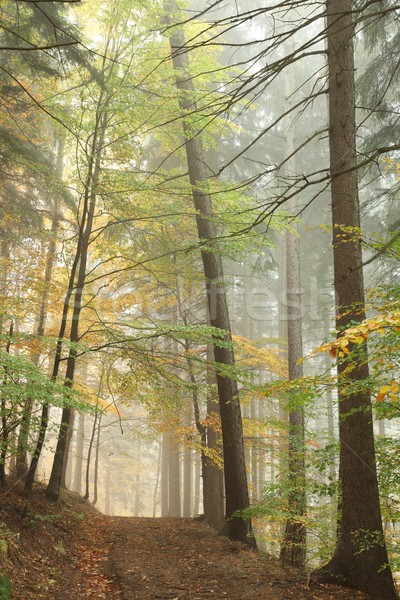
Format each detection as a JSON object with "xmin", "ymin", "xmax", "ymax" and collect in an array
[
  {"xmin": 153, "ymin": 440, "xmax": 162, "ymax": 517},
  {"xmin": 60, "ymin": 407, "xmax": 75, "ymax": 489},
  {"xmin": 0, "ymin": 240, "xmax": 10, "ymax": 337},
  {"xmin": 202, "ymin": 345, "xmax": 225, "ymax": 531},
  {"xmin": 164, "ymin": 0, "xmax": 252, "ymax": 543},
  {"xmin": 82, "ymin": 371, "xmax": 104, "ymax": 504},
  {"xmin": 184, "ymin": 340, "xmax": 224, "ymax": 530},
  {"xmin": 93, "ymin": 411, "xmax": 102, "ymax": 506},
  {"xmin": 176, "ymin": 278, "xmax": 224, "ymax": 530},
  {"xmin": 250, "ymin": 398, "xmax": 258, "ymax": 503},
  {"xmin": 168, "ymin": 433, "xmax": 181, "ymax": 518},
  {"xmin": 25, "ymin": 209, "xmax": 83, "ymax": 490},
  {"xmin": 16, "ymin": 139, "xmax": 63, "ymax": 479},
  {"xmin": 183, "ymin": 444, "xmax": 192, "ymax": 518},
  {"xmin": 313, "ymin": 3, "xmax": 397, "ymax": 598},
  {"xmin": 72, "ymin": 412, "xmax": 85, "ymax": 494},
  {"xmin": 257, "ymin": 393, "xmax": 266, "ymax": 500},
  {"xmin": 280, "ymin": 226, "xmax": 306, "ymax": 567},
  {"xmin": 25, "ymin": 232, "xmax": 80, "ymax": 491},
  {"xmin": 104, "ymin": 461, "xmax": 111, "ymax": 515},
  {"xmin": 46, "ymin": 107, "xmax": 107, "ymax": 502},
  {"xmin": 45, "ymin": 187, "xmax": 96, "ymax": 501},
  {"xmin": 83, "ymin": 408, "xmax": 98, "ymax": 502},
  {"xmin": 281, "ymin": 155, "xmax": 306, "ymax": 567},
  {"xmin": 161, "ymin": 432, "xmax": 169, "ymax": 517},
  {"xmin": 133, "ymin": 438, "xmax": 141, "ymax": 516},
  {"xmin": 0, "ymin": 321, "xmax": 13, "ymax": 486},
  {"xmin": 193, "ymin": 450, "xmax": 201, "ymax": 517},
  {"xmin": 23, "ymin": 138, "xmax": 69, "ymax": 490}
]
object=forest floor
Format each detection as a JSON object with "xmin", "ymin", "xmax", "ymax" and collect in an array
[{"xmin": 0, "ymin": 482, "xmax": 377, "ymax": 599}]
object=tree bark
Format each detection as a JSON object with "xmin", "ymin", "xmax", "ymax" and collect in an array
[
  {"xmin": 93, "ymin": 411, "xmax": 102, "ymax": 506},
  {"xmin": 193, "ymin": 450, "xmax": 201, "ymax": 517},
  {"xmin": 104, "ymin": 461, "xmax": 111, "ymax": 515},
  {"xmin": 313, "ymin": 3, "xmax": 398, "ymax": 598},
  {"xmin": 281, "ymin": 141, "xmax": 306, "ymax": 567},
  {"xmin": 16, "ymin": 139, "xmax": 64, "ymax": 479},
  {"xmin": 45, "ymin": 184, "xmax": 97, "ymax": 501},
  {"xmin": 164, "ymin": 0, "xmax": 252, "ymax": 543},
  {"xmin": 25, "ymin": 141, "xmax": 85, "ymax": 492},
  {"xmin": 46, "ymin": 106, "xmax": 106, "ymax": 501},
  {"xmin": 183, "ymin": 445, "xmax": 192, "ymax": 518},
  {"xmin": 161, "ymin": 432, "xmax": 169, "ymax": 517},
  {"xmin": 0, "ymin": 321, "xmax": 14, "ymax": 486},
  {"xmin": 280, "ymin": 226, "xmax": 306, "ymax": 567},
  {"xmin": 60, "ymin": 407, "xmax": 75, "ymax": 489},
  {"xmin": 72, "ymin": 411, "xmax": 85, "ymax": 494},
  {"xmin": 168, "ymin": 432, "xmax": 181, "ymax": 518},
  {"xmin": 202, "ymin": 345, "xmax": 225, "ymax": 531}
]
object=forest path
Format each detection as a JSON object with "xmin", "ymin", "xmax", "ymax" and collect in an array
[
  {"xmin": 106, "ymin": 516, "xmax": 272, "ymax": 599},
  {"xmin": 4, "ymin": 485, "xmax": 372, "ymax": 600},
  {"xmin": 100, "ymin": 516, "xmax": 370, "ymax": 600}
]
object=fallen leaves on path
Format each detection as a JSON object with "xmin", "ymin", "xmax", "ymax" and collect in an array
[{"xmin": 0, "ymin": 484, "xmax": 376, "ymax": 600}]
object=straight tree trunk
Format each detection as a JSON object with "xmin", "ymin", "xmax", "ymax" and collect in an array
[
  {"xmin": 250, "ymin": 398, "xmax": 258, "ymax": 503},
  {"xmin": 313, "ymin": 3, "xmax": 397, "ymax": 598},
  {"xmin": 202, "ymin": 345, "xmax": 225, "ymax": 531},
  {"xmin": 104, "ymin": 462, "xmax": 111, "ymax": 515},
  {"xmin": 0, "ymin": 240, "xmax": 10, "ymax": 337},
  {"xmin": 153, "ymin": 441, "xmax": 161, "ymax": 517},
  {"xmin": 183, "ymin": 445, "xmax": 192, "ymax": 518},
  {"xmin": 281, "ymin": 156, "xmax": 306, "ymax": 567},
  {"xmin": 193, "ymin": 450, "xmax": 201, "ymax": 517},
  {"xmin": 16, "ymin": 139, "xmax": 64, "ymax": 479},
  {"xmin": 83, "ymin": 381, "xmax": 103, "ymax": 503},
  {"xmin": 46, "ymin": 107, "xmax": 107, "ymax": 501},
  {"xmin": 134, "ymin": 438, "xmax": 141, "ymax": 517},
  {"xmin": 72, "ymin": 412, "xmax": 85, "ymax": 494},
  {"xmin": 257, "ymin": 393, "xmax": 266, "ymax": 500},
  {"xmin": 93, "ymin": 411, "xmax": 102, "ymax": 506},
  {"xmin": 164, "ymin": 0, "xmax": 252, "ymax": 543},
  {"xmin": 168, "ymin": 433, "xmax": 181, "ymax": 517},
  {"xmin": 25, "ymin": 197, "xmax": 84, "ymax": 490},
  {"xmin": 184, "ymin": 339, "xmax": 224, "ymax": 530},
  {"xmin": 46, "ymin": 188, "xmax": 96, "ymax": 501},
  {"xmin": 60, "ymin": 407, "xmax": 75, "ymax": 489},
  {"xmin": 0, "ymin": 322, "xmax": 13, "ymax": 485},
  {"xmin": 175, "ymin": 278, "xmax": 223, "ymax": 527},
  {"xmin": 161, "ymin": 432, "xmax": 169, "ymax": 517},
  {"xmin": 25, "ymin": 232, "xmax": 80, "ymax": 491}
]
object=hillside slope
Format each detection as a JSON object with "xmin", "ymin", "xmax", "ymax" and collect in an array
[{"xmin": 0, "ymin": 483, "xmax": 375, "ymax": 599}]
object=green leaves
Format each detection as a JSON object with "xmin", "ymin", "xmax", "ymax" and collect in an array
[{"xmin": 0, "ymin": 350, "xmax": 90, "ymax": 413}]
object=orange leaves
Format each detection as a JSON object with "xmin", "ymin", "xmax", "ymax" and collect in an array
[
  {"xmin": 232, "ymin": 334, "xmax": 287, "ymax": 377},
  {"xmin": 376, "ymin": 382, "xmax": 399, "ymax": 404},
  {"xmin": 382, "ymin": 157, "xmax": 400, "ymax": 181},
  {"xmin": 328, "ymin": 345, "xmax": 337, "ymax": 359},
  {"xmin": 314, "ymin": 311, "xmax": 400, "ymax": 360},
  {"xmin": 313, "ymin": 308, "xmax": 400, "ymax": 404}
]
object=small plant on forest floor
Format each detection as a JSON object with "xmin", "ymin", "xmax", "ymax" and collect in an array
[
  {"xmin": 0, "ymin": 524, "xmax": 19, "ymax": 562},
  {"xmin": 63, "ymin": 508, "xmax": 85, "ymax": 521},
  {"xmin": 0, "ymin": 575, "xmax": 11, "ymax": 599},
  {"xmin": 27, "ymin": 513, "xmax": 61, "ymax": 528},
  {"xmin": 54, "ymin": 541, "xmax": 66, "ymax": 555}
]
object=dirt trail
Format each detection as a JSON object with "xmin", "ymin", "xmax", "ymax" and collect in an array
[
  {"xmin": 2, "ymin": 485, "xmax": 373, "ymax": 600},
  {"xmin": 102, "ymin": 516, "xmax": 370, "ymax": 600},
  {"xmin": 107, "ymin": 516, "xmax": 268, "ymax": 599}
]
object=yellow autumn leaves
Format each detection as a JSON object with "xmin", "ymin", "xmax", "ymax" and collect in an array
[{"xmin": 314, "ymin": 310, "xmax": 400, "ymax": 403}]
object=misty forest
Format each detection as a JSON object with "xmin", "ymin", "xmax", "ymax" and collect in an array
[{"xmin": 1, "ymin": 1, "xmax": 400, "ymax": 599}]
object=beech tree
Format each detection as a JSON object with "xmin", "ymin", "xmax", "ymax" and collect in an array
[
  {"xmin": 313, "ymin": 2, "xmax": 398, "ymax": 598},
  {"xmin": 164, "ymin": 0, "xmax": 252, "ymax": 543}
]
